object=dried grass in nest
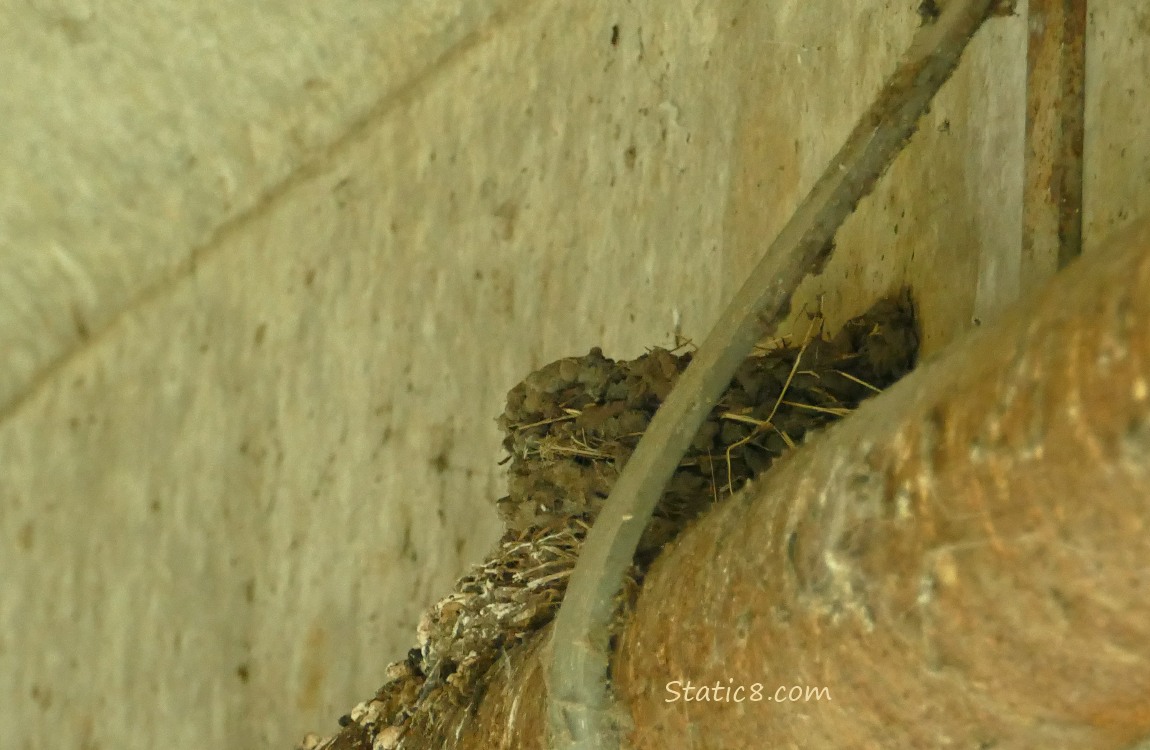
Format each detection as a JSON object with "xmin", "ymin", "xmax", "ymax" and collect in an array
[
  {"xmin": 497, "ymin": 293, "xmax": 918, "ymax": 557},
  {"xmin": 300, "ymin": 515, "xmax": 643, "ymax": 750},
  {"xmin": 299, "ymin": 293, "xmax": 917, "ymax": 750}
]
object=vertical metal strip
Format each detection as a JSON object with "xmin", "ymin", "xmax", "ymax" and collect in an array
[{"xmin": 1022, "ymin": 0, "xmax": 1087, "ymax": 291}]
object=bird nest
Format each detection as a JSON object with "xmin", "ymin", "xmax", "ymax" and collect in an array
[
  {"xmin": 496, "ymin": 292, "xmax": 918, "ymax": 557},
  {"xmin": 299, "ymin": 293, "xmax": 918, "ymax": 750}
]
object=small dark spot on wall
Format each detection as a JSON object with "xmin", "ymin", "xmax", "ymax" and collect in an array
[
  {"xmin": 455, "ymin": 537, "xmax": 466, "ymax": 556},
  {"xmin": 253, "ymin": 323, "xmax": 267, "ymax": 346},
  {"xmin": 72, "ymin": 306, "xmax": 90, "ymax": 340},
  {"xmin": 624, "ymin": 145, "xmax": 637, "ymax": 170},
  {"xmin": 304, "ymin": 268, "xmax": 316, "ymax": 287},
  {"xmin": 30, "ymin": 684, "xmax": 52, "ymax": 710},
  {"xmin": 610, "ymin": 24, "xmax": 620, "ymax": 46},
  {"xmin": 332, "ymin": 179, "xmax": 354, "ymax": 209},
  {"xmin": 18, "ymin": 523, "xmax": 33, "ymax": 551},
  {"xmin": 244, "ymin": 578, "xmax": 256, "ymax": 603},
  {"xmin": 236, "ymin": 664, "xmax": 251, "ymax": 683},
  {"xmin": 47, "ymin": 15, "xmax": 92, "ymax": 45},
  {"xmin": 474, "ymin": 269, "xmax": 483, "ymax": 280},
  {"xmin": 150, "ymin": 499, "xmax": 161, "ymax": 513},
  {"xmin": 430, "ymin": 449, "xmax": 450, "ymax": 474},
  {"xmin": 299, "ymin": 630, "xmax": 331, "ymax": 703},
  {"xmin": 493, "ymin": 199, "xmax": 519, "ymax": 241}
]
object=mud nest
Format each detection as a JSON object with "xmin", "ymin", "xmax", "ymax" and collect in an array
[
  {"xmin": 497, "ymin": 292, "xmax": 918, "ymax": 557},
  {"xmin": 299, "ymin": 293, "xmax": 918, "ymax": 750}
]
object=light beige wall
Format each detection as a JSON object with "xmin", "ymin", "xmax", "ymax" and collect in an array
[{"xmin": 0, "ymin": 1, "xmax": 1145, "ymax": 748}]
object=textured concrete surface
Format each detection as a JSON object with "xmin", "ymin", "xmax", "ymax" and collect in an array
[
  {"xmin": 0, "ymin": 0, "xmax": 521, "ymax": 418},
  {"xmin": 0, "ymin": 1, "xmax": 1146, "ymax": 748}
]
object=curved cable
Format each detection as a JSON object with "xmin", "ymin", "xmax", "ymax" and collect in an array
[{"xmin": 545, "ymin": 1, "xmax": 1003, "ymax": 748}]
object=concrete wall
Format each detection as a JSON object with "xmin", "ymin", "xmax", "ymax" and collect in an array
[{"xmin": 0, "ymin": 1, "xmax": 1145, "ymax": 747}]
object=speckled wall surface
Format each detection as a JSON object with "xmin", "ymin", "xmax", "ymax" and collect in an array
[{"xmin": 0, "ymin": 1, "xmax": 1145, "ymax": 747}]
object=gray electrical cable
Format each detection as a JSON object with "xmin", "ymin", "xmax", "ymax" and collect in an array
[{"xmin": 545, "ymin": 1, "xmax": 1003, "ymax": 748}]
